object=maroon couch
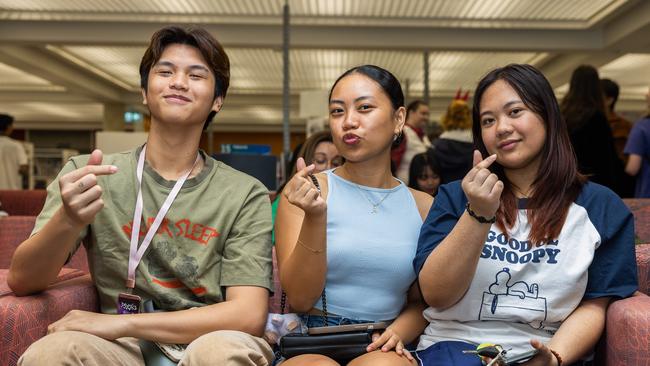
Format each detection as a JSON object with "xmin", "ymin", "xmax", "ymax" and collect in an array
[
  {"xmin": 0, "ymin": 190, "xmax": 46, "ymax": 216},
  {"xmin": 0, "ymin": 192, "xmax": 648, "ymax": 366}
]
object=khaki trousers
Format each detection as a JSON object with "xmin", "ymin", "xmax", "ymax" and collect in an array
[{"xmin": 19, "ymin": 330, "xmax": 275, "ymax": 365}]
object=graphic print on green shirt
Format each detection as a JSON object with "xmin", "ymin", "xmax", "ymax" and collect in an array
[{"xmin": 33, "ymin": 147, "xmax": 273, "ymax": 313}]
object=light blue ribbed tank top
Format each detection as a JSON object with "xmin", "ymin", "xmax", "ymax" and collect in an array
[{"xmin": 313, "ymin": 169, "xmax": 423, "ymax": 321}]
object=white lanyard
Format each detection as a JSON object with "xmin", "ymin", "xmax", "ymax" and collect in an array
[{"xmin": 125, "ymin": 145, "xmax": 200, "ymax": 289}]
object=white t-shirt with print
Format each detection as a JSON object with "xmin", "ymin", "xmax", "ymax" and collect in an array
[{"xmin": 414, "ymin": 181, "xmax": 638, "ymax": 354}]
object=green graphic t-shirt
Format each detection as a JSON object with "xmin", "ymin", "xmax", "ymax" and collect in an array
[{"xmin": 33, "ymin": 147, "xmax": 273, "ymax": 313}]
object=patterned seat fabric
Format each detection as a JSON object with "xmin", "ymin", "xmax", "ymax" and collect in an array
[
  {"xmin": 0, "ymin": 271, "xmax": 98, "ymax": 366},
  {"xmin": 603, "ymin": 292, "xmax": 650, "ymax": 366},
  {"xmin": 623, "ymin": 198, "xmax": 650, "ymax": 243}
]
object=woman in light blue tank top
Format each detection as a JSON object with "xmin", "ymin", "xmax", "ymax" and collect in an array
[{"xmin": 276, "ymin": 65, "xmax": 433, "ymax": 366}]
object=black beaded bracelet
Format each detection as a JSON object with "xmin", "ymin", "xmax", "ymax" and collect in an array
[{"xmin": 465, "ymin": 202, "xmax": 496, "ymax": 224}]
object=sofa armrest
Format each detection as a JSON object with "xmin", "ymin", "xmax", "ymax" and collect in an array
[
  {"xmin": 0, "ymin": 274, "xmax": 99, "ymax": 366},
  {"xmin": 602, "ymin": 292, "xmax": 650, "ymax": 366}
]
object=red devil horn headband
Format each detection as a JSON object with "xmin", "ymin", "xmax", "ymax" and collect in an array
[{"xmin": 453, "ymin": 88, "xmax": 470, "ymax": 101}]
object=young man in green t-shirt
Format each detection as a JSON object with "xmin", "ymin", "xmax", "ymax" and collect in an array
[{"xmin": 10, "ymin": 26, "xmax": 275, "ymax": 365}]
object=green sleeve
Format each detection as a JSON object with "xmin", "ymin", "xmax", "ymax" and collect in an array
[
  {"xmin": 271, "ymin": 196, "xmax": 279, "ymax": 244},
  {"xmin": 220, "ymin": 180, "xmax": 273, "ymax": 292}
]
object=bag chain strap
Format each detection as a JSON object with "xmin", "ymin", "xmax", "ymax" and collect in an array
[
  {"xmin": 280, "ymin": 174, "xmax": 328, "ymax": 323},
  {"xmin": 280, "ymin": 290, "xmax": 327, "ymax": 320}
]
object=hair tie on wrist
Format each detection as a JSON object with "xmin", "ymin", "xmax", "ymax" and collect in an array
[
  {"xmin": 465, "ymin": 202, "xmax": 496, "ymax": 224},
  {"xmin": 549, "ymin": 349, "xmax": 563, "ymax": 366}
]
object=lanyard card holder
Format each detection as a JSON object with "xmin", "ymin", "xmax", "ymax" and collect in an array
[{"xmin": 117, "ymin": 292, "xmax": 142, "ymax": 314}]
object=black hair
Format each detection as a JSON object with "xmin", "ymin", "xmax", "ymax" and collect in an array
[
  {"xmin": 329, "ymin": 65, "xmax": 404, "ymax": 110},
  {"xmin": 0, "ymin": 113, "xmax": 14, "ymax": 133},
  {"xmin": 408, "ymin": 151, "xmax": 441, "ymax": 192},
  {"xmin": 600, "ymin": 78, "xmax": 620, "ymax": 112},
  {"xmin": 561, "ymin": 65, "xmax": 606, "ymax": 132},
  {"xmin": 406, "ymin": 100, "xmax": 428, "ymax": 119}
]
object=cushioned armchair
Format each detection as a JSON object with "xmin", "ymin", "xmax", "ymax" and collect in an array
[{"xmin": 0, "ymin": 216, "xmax": 97, "ymax": 366}]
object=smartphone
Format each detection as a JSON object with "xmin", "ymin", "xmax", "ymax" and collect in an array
[
  {"xmin": 505, "ymin": 348, "xmax": 538, "ymax": 365},
  {"xmin": 308, "ymin": 321, "xmax": 388, "ymax": 335}
]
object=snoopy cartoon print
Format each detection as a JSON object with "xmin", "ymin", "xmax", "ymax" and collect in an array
[{"xmin": 479, "ymin": 268, "xmax": 547, "ymax": 329}]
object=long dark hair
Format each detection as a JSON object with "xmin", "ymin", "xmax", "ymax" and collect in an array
[
  {"xmin": 560, "ymin": 65, "xmax": 606, "ymax": 133},
  {"xmin": 472, "ymin": 64, "xmax": 585, "ymax": 245}
]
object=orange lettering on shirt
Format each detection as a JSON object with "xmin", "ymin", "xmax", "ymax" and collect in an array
[
  {"xmin": 121, "ymin": 221, "xmax": 146, "ymax": 239},
  {"xmin": 189, "ymin": 223, "xmax": 204, "ymax": 242},
  {"xmin": 124, "ymin": 218, "xmax": 218, "ymax": 245},
  {"xmin": 145, "ymin": 217, "xmax": 174, "ymax": 238},
  {"xmin": 175, "ymin": 219, "xmax": 191, "ymax": 238},
  {"xmin": 199, "ymin": 226, "xmax": 220, "ymax": 245},
  {"xmin": 122, "ymin": 223, "xmax": 133, "ymax": 237}
]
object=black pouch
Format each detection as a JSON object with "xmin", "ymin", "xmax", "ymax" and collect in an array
[{"xmin": 279, "ymin": 331, "xmax": 373, "ymax": 364}]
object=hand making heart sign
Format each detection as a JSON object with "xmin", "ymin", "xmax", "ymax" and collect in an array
[
  {"xmin": 461, "ymin": 150, "xmax": 504, "ymax": 220},
  {"xmin": 283, "ymin": 157, "xmax": 327, "ymax": 216}
]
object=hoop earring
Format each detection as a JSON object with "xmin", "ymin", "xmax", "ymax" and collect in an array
[{"xmin": 393, "ymin": 130, "xmax": 403, "ymax": 142}]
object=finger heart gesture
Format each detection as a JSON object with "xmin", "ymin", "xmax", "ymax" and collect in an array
[
  {"xmin": 461, "ymin": 150, "xmax": 503, "ymax": 219},
  {"xmin": 59, "ymin": 149, "xmax": 118, "ymax": 227},
  {"xmin": 283, "ymin": 158, "xmax": 327, "ymax": 215}
]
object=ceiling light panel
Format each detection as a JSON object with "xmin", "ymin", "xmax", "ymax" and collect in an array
[
  {"xmin": 60, "ymin": 46, "xmax": 145, "ymax": 89},
  {"xmin": 0, "ymin": 0, "xmax": 624, "ymax": 22},
  {"xmin": 0, "ymin": 62, "xmax": 55, "ymax": 87},
  {"xmin": 57, "ymin": 45, "xmax": 540, "ymax": 96},
  {"xmin": 599, "ymin": 54, "xmax": 650, "ymax": 97}
]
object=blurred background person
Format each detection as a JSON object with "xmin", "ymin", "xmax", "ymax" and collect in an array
[
  {"xmin": 602, "ymin": 78, "xmax": 633, "ymax": 161},
  {"xmin": 561, "ymin": 65, "xmax": 623, "ymax": 194},
  {"xmin": 624, "ymin": 86, "xmax": 650, "ymax": 197},
  {"xmin": 393, "ymin": 100, "xmax": 432, "ymax": 184},
  {"xmin": 426, "ymin": 121, "xmax": 444, "ymax": 146},
  {"xmin": 408, "ymin": 151, "xmax": 441, "ymax": 196},
  {"xmin": 602, "ymin": 78, "xmax": 635, "ymax": 197},
  {"xmin": 0, "ymin": 113, "xmax": 28, "ymax": 190},
  {"xmin": 431, "ymin": 93, "xmax": 474, "ymax": 184}
]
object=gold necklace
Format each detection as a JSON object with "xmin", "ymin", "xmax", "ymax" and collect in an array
[
  {"xmin": 353, "ymin": 184, "xmax": 394, "ymax": 214},
  {"xmin": 512, "ymin": 185, "xmax": 531, "ymax": 198}
]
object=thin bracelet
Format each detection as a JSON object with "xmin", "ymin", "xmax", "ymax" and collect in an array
[
  {"xmin": 465, "ymin": 202, "xmax": 496, "ymax": 224},
  {"xmin": 549, "ymin": 349, "xmax": 563, "ymax": 366},
  {"xmin": 296, "ymin": 239, "xmax": 324, "ymax": 254}
]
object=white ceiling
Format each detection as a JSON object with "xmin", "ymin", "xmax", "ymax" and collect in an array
[
  {"xmin": 0, "ymin": 0, "xmax": 648, "ymax": 131},
  {"xmin": 0, "ymin": 0, "xmax": 626, "ymax": 27}
]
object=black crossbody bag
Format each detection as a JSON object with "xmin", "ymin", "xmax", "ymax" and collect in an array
[
  {"xmin": 278, "ymin": 290, "xmax": 373, "ymax": 364},
  {"xmin": 278, "ymin": 175, "xmax": 373, "ymax": 364}
]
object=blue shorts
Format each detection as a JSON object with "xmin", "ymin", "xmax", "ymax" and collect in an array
[
  {"xmin": 299, "ymin": 313, "xmax": 375, "ymax": 327},
  {"xmin": 415, "ymin": 341, "xmax": 482, "ymax": 366}
]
